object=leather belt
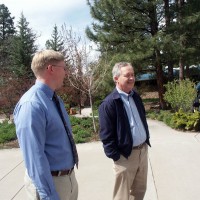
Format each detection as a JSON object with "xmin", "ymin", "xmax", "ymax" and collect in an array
[
  {"xmin": 133, "ymin": 142, "xmax": 146, "ymax": 149},
  {"xmin": 51, "ymin": 168, "xmax": 74, "ymax": 176}
]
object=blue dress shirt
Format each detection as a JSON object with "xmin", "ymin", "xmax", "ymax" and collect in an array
[
  {"xmin": 14, "ymin": 81, "xmax": 74, "ymax": 200},
  {"xmin": 116, "ymin": 87, "xmax": 147, "ymax": 146}
]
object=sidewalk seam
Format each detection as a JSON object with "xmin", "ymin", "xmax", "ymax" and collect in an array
[
  {"xmin": 11, "ymin": 185, "xmax": 24, "ymax": 200},
  {"xmin": 194, "ymin": 133, "xmax": 200, "ymax": 142},
  {"xmin": 148, "ymin": 157, "xmax": 159, "ymax": 200},
  {"xmin": 0, "ymin": 161, "xmax": 23, "ymax": 181}
]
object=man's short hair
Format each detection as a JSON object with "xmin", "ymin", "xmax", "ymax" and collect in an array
[
  {"xmin": 112, "ymin": 62, "xmax": 133, "ymax": 82},
  {"xmin": 31, "ymin": 50, "xmax": 64, "ymax": 76}
]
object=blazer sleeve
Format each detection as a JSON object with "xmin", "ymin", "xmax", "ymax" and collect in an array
[{"xmin": 98, "ymin": 100, "xmax": 120, "ymax": 161}]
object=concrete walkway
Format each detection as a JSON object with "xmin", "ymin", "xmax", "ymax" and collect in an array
[{"xmin": 0, "ymin": 119, "xmax": 200, "ymax": 200}]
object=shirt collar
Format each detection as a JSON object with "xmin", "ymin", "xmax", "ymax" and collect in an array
[
  {"xmin": 116, "ymin": 87, "xmax": 128, "ymax": 97},
  {"xmin": 35, "ymin": 80, "xmax": 54, "ymax": 99},
  {"xmin": 116, "ymin": 87, "xmax": 134, "ymax": 99}
]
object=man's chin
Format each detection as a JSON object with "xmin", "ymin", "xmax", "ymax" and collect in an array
[{"xmin": 128, "ymin": 84, "xmax": 134, "ymax": 89}]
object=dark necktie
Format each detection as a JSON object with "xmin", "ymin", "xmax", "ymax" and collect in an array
[{"xmin": 53, "ymin": 92, "xmax": 79, "ymax": 168}]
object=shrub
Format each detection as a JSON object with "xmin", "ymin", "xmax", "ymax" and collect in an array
[
  {"xmin": 80, "ymin": 117, "xmax": 93, "ymax": 128},
  {"xmin": 172, "ymin": 109, "xmax": 200, "ymax": 131},
  {"xmin": 69, "ymin": 116, "xmax": 96, "ymax": 143},
  {"xmin": 74, "ymin": 129, "xmax": 92, "ymax": 143},
  {"xmin": 147, "ymin": 110, "xmax": 173, "ymax": 122},
  {"xmin": 157, "ymin": 110, "xmax": 174, "ymax": 126},
  {"xmin": 0, "ymin": 121, "xmax": 16, "ymax": 143},
  {"xmin": 185, "ymin": 112, "xmax": 200, "ymax": 131},
  {"xmin": 0, "ymin": 116, "xmax": 97, "ymax": 145},
  {"xmin": 164, "ymin": 79, "xmax": 196, "ymax": 112},
  {"xmin": 146, "ymin": 110, "xmax": 158, "ymax": 120},
  {"xmin": 147, "ymin": 109, "xmax": 200, "ymax": 131},
  {"xmin": 70, "ymin": 116, "xmax": 81, "ymax": 126},
  {"xmin": 73, "ymin": 128, "xmax": 92, "ymax": 143}
]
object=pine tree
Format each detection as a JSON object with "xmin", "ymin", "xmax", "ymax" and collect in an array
[
  {"xmin": 86, "ymin": 0, "xmax": 167, "ymax": 108},
  {"xmin": 86, "ymin": 0, "xmax": 200, "ymax": 108},
  {"xmin": 45, "ymin": 24, "xmax": 64, "ymax": 52},
  {"xmin": 0, "ymin": 4, "xmax": 15, "ymax": 40},
  {"xmin": 0, "ymin": 4, "xmax": 15, "ymax": 69},
  {"xmin": 10, "ymin": 12, "xmax": 38, "ymax": 78},
  {"xmin": 173, "ymin": 0, "xmax": 200, "ymax": 79}
]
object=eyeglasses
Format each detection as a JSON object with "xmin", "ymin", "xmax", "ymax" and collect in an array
[
  {"xmin": 51, "ymin": 64, "xmax": 67, "ymax": 71},
  {"xmin": 122, "ymin": 73, "xmax": 135, "ymax": 78}
]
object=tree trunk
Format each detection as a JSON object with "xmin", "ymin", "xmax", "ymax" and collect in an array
[
  {"xmin": 78, "ymin": 90, "xmax": 82, "ymax": 114},
  {"xmin": 149, "ymin": 2, "xmax": 166, "ymax": 109},
  {"xmin": 164, "ymin": 0, "xmax": 174, "ymax": 81},
  {"xmin": 178, "ymin": 0, "xmax": 185, "ymax": 81},
  {"xmin": 179, "ymin": 56, "xmax": 184, "ymax": 80},
  {"xmin": 88, "ymin": 89, "xmax": 97, "ymax": 133},
  {"xmin": 185, "ymin": 64, "xmax": 190, "ymax": 78},
  {"xmin": 155, "ymin": 49, "xmax": 166, "ymax": 109},
  {"xmin": 167, "ymin": 61, "xmax": 174, "ymax": 81}
]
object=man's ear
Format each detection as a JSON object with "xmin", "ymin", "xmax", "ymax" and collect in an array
[
  {"xmin": 46, "ymin": 64, "xmax": 54, "ymax": 73},
  {"xmin": 46, "ymin": 64, "xmax": 51, "ymax": 70},
  {"xmin": 114, "ymin": 76, "xmax": 118, "ymax": 83}
]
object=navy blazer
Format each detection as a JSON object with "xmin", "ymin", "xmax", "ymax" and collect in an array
[{"xmin": 98, "ymin": 88, "xmax": 150, "ymax": 161}]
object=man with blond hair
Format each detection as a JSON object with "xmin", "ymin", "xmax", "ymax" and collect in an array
[{"xmin": 14, "ymin": 50, "xmax": 78, "ymax": 200}]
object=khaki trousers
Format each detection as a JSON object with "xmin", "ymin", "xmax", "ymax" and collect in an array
[
  {"xmin": 113, "ymin": 144, "xmax": 148, "ymax": 200},
  {"xmin": 24, "ymin": 170, "xmax": 78, "ymax": 200}
]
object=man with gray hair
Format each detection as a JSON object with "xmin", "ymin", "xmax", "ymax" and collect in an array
[
  {"xmin": 14, "ymin": 50, "xmax": 78, "ymax": 200},
  {"xmin": 98, "ymin": 62, "xmax": 151, "ymax": 200}
]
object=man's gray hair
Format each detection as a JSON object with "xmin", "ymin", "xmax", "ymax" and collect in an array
[{"xmin": 112, "ymin": 62, "xmax": 133, "ymax": 82}]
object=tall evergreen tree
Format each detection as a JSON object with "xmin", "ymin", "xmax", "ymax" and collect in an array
[
  {"xmin": 86, "ymin": 0, "xmax": 200, "ymax": 108},
  {"xmin": 173, "ymin": 0, "xmax": 200, "ymax": 79},
  {"xmin": 86, "ymin": 0, "xmax": 167, "ymax": 108},
  {"xmin": 10, "ymin": 12, "xmax": 38, "ymax": 78},
  {"xmin": 162, "ymin": 0, "xmax": 176, "ymax": 81},
  {"xmin": 0, "ymin": 4, "xmax": 15, "ymax": 69},
  {"xmin": 45, "ymin": 24, "xmax": 64, "ymax": 51},
  {"xmin": 0, "ymin": 4, "xmax": 15, "ymax": 40}
]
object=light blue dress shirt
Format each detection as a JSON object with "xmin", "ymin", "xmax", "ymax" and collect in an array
[
  {"xmin": 116, "ymin": 87, "xmax": 147, "ymax": 146},
  {"xmin": 14, "ymin": 81, "xmax": 74, "ymax": 200}
]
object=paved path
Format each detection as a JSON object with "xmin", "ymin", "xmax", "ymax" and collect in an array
[
  {"xmin": 74, "ymin": 107, "xmax": 93, "ymax": 118},
  {"xmin": 0, "ymin": 119, "xmax": 200, "ymax": 200}
]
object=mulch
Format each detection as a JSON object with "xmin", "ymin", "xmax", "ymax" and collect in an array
[{"xmin": 0, "ymin": 139, "xmax": 19, "ymax": 149}]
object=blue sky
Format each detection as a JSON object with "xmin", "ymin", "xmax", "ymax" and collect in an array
[{"xmin": 1, "ymin": 0, "xmax": 94, "ymax": 49}]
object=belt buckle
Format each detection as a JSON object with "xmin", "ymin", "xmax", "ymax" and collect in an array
[
  {"xmin": 136, "ymin": 142, "xmax": 145, "ymax": 149},
  {"xmin": 53, "ymin": 168, "xmax": 74, "ymax": 176},
  {"xmin": 68, "ymin": 169, "xmax": 73, "ymax": 175},
  {"xmin": 58, "ymin": 171, "xmax": 62, "ymax": 176}
]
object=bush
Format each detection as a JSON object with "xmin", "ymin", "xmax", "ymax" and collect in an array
[
  {"xmin": 157, "ymin": 110, "xmax": 174, "ymax": 126},
  {"xmin": 172, "ymin": 109, "xmax": 200, "ymax": 131},
  {"xmin": 146, "ymin": 110, "xmax": 158, "ymax": 120},
  {"xmin": 147, "ymin": 110, "xmax": 174, "ymax": 126},
  {"xmin": 0, "ymin": 121, "xmax": 16, "ymax": 143},
  {"xmin": 164, "ymin": 79, "xmax": 196, "ymax": 112},
  {"xmin": 69, "ymin": 116, "xmax": 96, "ymax": 143},
  {"xmin": 0, "ymin": 116, "xmax": 98, "ymax": 145},
  {"xmin": 70, "ymin": 116, "xmax": 81, "ymax": 126},
  {"xmin": 147, "ymin": 109, "xmax": 200, "ymax": 131},
  {"xmin": 80, "ymin": 117, "xmax": 93, "ymax": 128},
  {"xmin": 74, "ymin": 130, "xmax": 92, "ymax": 143}
]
